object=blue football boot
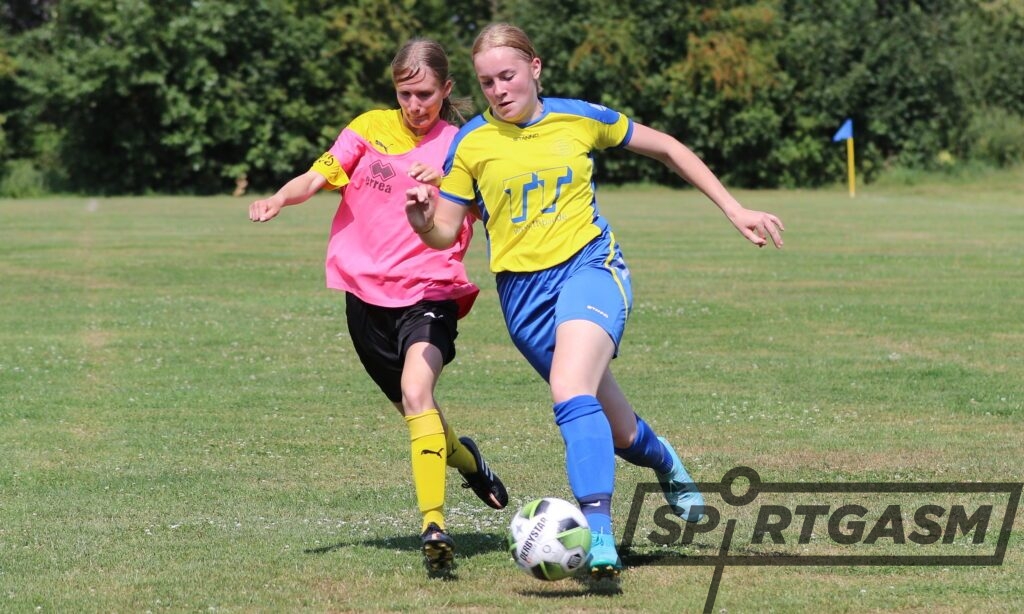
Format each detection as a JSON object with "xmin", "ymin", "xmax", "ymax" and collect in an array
[
  {"xmin": 586, "ymin": 531, "xmax": 623, "ymax": 591},
  {"xmin": 656, "ymin": 436, "xmax": 705, "ymax": 523}
]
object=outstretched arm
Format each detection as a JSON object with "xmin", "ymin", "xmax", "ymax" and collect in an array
[
  {"xmin": 405, "ymin": 185, "xmax": 469, "ymax": 249},
  {"xmin": 249, "ymin": 171, "xmax": 328, "ymax": 223},
  {"xmin": 625, "ymin": 123, "xmax": 784, "ymax": 248}
]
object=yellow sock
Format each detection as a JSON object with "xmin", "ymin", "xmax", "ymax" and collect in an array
[
  {"xmin": 405, "ymin": 409, "xmax": 447, "ymax": 532},
  {"xmin": 445, "ymin": 426, "xmax": 478, "ymax": 474}
]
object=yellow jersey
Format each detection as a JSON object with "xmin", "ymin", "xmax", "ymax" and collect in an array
[{"xmin": 440, "ymin": 98, "xmax": 632, "ymax": 273}]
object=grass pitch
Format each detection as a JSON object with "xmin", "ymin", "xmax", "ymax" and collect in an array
[{"xmin": 1, "ymin": 176, "xmax": 1022, "ymax": 612}]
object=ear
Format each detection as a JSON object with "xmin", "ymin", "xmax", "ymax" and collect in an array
[
  {"xmin": 443, "ymin": 79, "xmax": 453, "ymax": 98},
  {"xmin": 531, "ymin": 57, "xmax": 542, "ymax": 80}
]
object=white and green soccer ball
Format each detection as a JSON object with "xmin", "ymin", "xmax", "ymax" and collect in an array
[{"xmin": 507, "ymin": 497, "xmax": 591, "ymax": 581}]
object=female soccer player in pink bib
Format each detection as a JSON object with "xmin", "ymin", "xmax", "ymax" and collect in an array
[
  {"xmin": 406, "ymin": 23, "xmax": 784, "ymax": 586},
  {"xmin": 249, "ymin": 39, "xmax": 506, "ymax": 577}
]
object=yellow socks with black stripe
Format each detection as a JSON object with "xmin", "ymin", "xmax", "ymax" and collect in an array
[
  {"xmin": 406, "ymin": 409, "xmax": 447, "ymax": 532},
  {"xmin": 445, "ymin": 426, "xmax": 478, "ymax": 475}
]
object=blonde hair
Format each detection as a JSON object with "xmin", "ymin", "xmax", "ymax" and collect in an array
[
  {"xmin": 471, "ymin": 23, "xmax": 543, "ymax": 94},
  {"xmin": 391, "ymin": 38, "xmax": 473, "ymax": 124}
]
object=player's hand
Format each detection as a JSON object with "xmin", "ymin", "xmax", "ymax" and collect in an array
[
  {"xmin": 729, "ymin": 208, "xmax": 785, "ymax": 248},
  {"xmin": 249, "ymin": 197, "xmax": 283, "ymax": 222},
  {"xmin": 408, "ymin": 162, "xmax": 443, "ymax": 187},
  {"xmin": 405, "ymin": 184, "xmax": 437, "ymax": 234}
]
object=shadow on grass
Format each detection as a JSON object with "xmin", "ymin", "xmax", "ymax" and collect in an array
[
  {"xmin": 517, "ymin": 574, "xmax": 623, "ymax": 598},
  {"xmin": 303, "ymin": 530, "xmax": 506, "ymax": 559},
  {"xmin": 620, "ymin": 541, "xmax": 794, "ymax": 567},
  {"xmin": 517, "ymin": 587, "xmax": 620, "ymax": 598}
]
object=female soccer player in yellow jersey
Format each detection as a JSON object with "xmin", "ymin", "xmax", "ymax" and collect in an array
[
  {"xmin": 249, "ymin": 39, "xmax": 507, "ymax": 577},
  {"xmin": 406, "ymin": 23, "xmax": 785, "ymax": 585}
]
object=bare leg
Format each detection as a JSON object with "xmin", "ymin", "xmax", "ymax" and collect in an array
[
  {"xmin": 399, "ymin": 341, "xmax": 445, "ymax": 417},
  {"xmin": 597, "ymin": 368, "xmax": 638, "ymax": 449},
  {"xmin": 549, "ymin": 320, "xmax": 615, "ymax": 401}
]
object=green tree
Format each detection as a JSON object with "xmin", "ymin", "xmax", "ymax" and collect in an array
[
  {"xmin": 500, "ymin": 0, "xmax": 787, "ymax": 186},
  {"xmin": 778, "ymin": 0, "xmax": 985, "ymax": 180},
  {"xmin": 2, "ymin": 0, "xmax": 1021, "ymax": 194},
  {"xmin": 0, "ymin": 41, "xmax": 12, "ymax": 162},
  {"xmin": 951, "ymin": 1, "xmax": 1024, "ymax": 166},
  {"xmin": 7, "ymin": 0, "xmax": 497, "ymax": 195},
  {"xmin": 12, "ymin": 1, "xmax": 341, "ymax": 193}
]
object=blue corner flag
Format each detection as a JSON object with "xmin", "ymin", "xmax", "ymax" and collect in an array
[{"xmin": 832, "ymin": 118, "xmax": 853, "ymax": 142}]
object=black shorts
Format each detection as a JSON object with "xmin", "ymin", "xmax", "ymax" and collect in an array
[{"xmin": 345, "ymin": 292, "xmax": 460, "ymax": 403}]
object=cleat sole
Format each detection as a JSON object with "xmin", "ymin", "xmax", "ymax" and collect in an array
[
  {"xmin": 421, "ymin": 523, "xmax": 456, "ymax": 578},
  {"xmin": 586, "ymin": 566, "xmax": 623, "ymax": 593}
]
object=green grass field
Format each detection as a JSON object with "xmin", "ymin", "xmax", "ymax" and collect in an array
[{"xmin": 2, "ymin": 177, "xmax": 1022, "ymax": 612}]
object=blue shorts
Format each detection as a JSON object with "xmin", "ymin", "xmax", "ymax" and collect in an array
[{"xmin": 496, "ymin": 228, "xmax": 633, "ymax": 381}]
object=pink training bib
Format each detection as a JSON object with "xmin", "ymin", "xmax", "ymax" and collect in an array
[{"xmin": 320, "ymin": 112, "xmax": 478, "ymax": 316}]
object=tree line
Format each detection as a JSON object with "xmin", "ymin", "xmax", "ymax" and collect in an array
[{"xmin": 1, "ymin": 0, "xmax": 1022, "ymax": 196}]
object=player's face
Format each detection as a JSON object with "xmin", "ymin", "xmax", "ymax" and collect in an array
[
  {"xmin": 473, "ymin": 46, "xmax": 542, "ymax": 124},
  {"xmin": 395, "ymin": 70, "xmax": 452, "ymax": 136}
]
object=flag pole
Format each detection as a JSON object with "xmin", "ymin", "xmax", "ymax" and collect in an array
[
  {"xmin": 847, "ymin": 137, "xmax": 856, "ymax": 197},
  {"xmin": 832, "ymin": 118, "xmax": 855, "ymax": 198}
]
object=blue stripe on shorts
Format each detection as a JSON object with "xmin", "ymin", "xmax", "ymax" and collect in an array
[{"xmin": 496, "ymin": 227, "xmax": 633, "ymax": 381}]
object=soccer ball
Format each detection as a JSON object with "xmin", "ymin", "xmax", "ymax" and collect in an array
[{"xmin": 507, "ymin": 497, "xmax": 591, "ymax": 581}]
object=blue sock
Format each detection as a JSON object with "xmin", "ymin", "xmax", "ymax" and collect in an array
[
  {"xmin": 614, "ymin": 415, "xmax": 673, "ymax": 474},
  {"xmin": 553, "ymin": 395, "xmax": 615, "ymax": 520}
]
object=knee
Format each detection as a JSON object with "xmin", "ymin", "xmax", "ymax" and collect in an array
[
  {"xmin": 549, "ymin": 378, "xmax": 592, "ymax": 405},
  {"xmin": 549, "ymin": 380, "xmax": 573, "ymax": 405},
  {"xmin": 401, "ymin": 386, "xmax": 436, "ymax": 414}
]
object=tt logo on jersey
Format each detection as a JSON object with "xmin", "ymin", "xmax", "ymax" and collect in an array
[{"xmin": 364, "ymin": 160, "xmax": 396, "ymax": 193}]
